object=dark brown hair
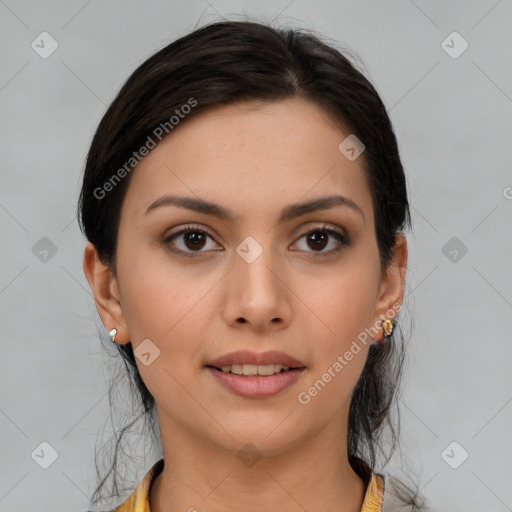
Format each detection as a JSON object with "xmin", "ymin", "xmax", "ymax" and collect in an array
[{"xmin": 78, "ymin": 19, "xmax": 426, "ymax": 510}]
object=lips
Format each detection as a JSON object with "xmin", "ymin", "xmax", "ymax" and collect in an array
[
  {"xmin": 205, "ymin": 351, "xmax": 306, "ymax": 398},
  {"xmin": 205, "ymin": 350, "xmax": 306, "ymax": 370}
]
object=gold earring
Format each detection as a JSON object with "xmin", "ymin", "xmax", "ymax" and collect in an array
[
  {"xmin": 382, "ymin": 318, "xmax": 394, "ymax": 338},
  {"xmin": 109, "ymin": 328, "xmax": 117, "ymax": 343}
]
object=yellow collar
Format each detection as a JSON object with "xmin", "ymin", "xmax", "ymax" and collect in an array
[{"xmin": 113, "ymin": 458, "xmax": 384, "ymax": 512}]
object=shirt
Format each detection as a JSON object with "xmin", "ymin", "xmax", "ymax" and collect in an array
[{"xmin": 112, "ymin": 457, "xmax": 406, "ymax": 512}]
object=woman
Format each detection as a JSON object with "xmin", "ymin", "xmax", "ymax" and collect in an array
[{"xmin": 79, "ymin": 19, "xmax": 426, "ymax": 512}]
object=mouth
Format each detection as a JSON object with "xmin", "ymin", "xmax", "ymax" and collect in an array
[{"xmin": 204, "ymin": 350, "xmax": 307, "ymax": 398}]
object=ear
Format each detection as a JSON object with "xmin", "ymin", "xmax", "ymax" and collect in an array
[
  {"xmin": 83, "ymin": 242, "xmax": 131, "ymax": 344},
  {"xmin": 372, "ymin": 233, "xmax": 408, "ymax": 342}
]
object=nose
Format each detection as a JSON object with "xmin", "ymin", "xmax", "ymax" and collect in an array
[{"xmin": 221, "ymin": 240, "xmax": 293, "ymax": 333}]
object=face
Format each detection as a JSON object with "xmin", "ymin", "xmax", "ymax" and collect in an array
[{"xmin": 84, "ymin": 97, "xmax": 406, "ymax": 458}]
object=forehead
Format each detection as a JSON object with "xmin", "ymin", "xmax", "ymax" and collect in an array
[{"xmin": 120, "ymin": 97, "xmax": 374, "ymax": 226}]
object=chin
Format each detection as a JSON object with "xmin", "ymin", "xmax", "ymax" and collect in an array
[{"xmin": 206, "ymin": 416, "xmax": 307, "ymax": 455}]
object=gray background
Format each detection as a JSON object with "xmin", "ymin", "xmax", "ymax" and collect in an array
[{"xmin": 1, "ymin": 1, "xmax": 511, "ymax": 511}]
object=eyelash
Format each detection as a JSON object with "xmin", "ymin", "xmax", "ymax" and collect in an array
[{"xmin": 162, "ymin": 223, "xmax": 351, "ymax": 259}]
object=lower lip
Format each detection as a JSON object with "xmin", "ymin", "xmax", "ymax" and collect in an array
[{"xmin": 206, "ymin": 367, "xmax": 306, "ymax": 399}]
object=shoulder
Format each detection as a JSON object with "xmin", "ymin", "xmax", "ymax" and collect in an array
[
  {"xmin": 106, "ymin": 458, "xmax": 165, "ymax": 512},
  {"xmin": 360, "ymin": 471, "xmax": 385, "ymax": 511}
]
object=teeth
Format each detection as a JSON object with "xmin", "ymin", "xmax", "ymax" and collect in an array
[
  {"xmin": 219, "ymin": 364, "xmax": 291, "ymax": 376},
  {"xmin": 254, "ymin": 364, "xmax": 279, "ymax": 376}
]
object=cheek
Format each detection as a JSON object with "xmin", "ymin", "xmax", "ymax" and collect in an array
[
  {"xmin": 118, "ymin": 262, "xmax": 215, "ymax": 409},
  {"xmin": 295, "ymin": 265, "xmax": 378, "ymax": 347},
  {"xmin": 293, "ymin": 262, "xmax": 379, "ymax": 404},
  {"xmin": 114, "ymin": 268, "xmax": 212, "ymax": 413},
  {"xmin": 117, "ymin": 240, "xmax": 215, "ymax": 341}
]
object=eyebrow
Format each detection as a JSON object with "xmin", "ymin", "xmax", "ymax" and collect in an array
[{"xmin": 145, "ymin": 194, "xmax": 365, "ymax": 223}]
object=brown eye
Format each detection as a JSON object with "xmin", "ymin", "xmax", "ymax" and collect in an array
[
  {"xmin": 293, "ymin": 227, "xmax": 350, "ymax": 255},
  {"xmin": 163, "ymin": 225, "xmax": 222, "ymax": 258}
]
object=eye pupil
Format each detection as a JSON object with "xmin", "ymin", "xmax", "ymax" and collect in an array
[
  {"xmin": 185, "ymin": 232, "xmax": 206, "ymax": 250},
  {"xmin": 307, "ymin": 231, "xmax": 328, "ymax": 251}
]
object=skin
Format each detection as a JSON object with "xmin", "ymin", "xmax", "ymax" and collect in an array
[{"xmin": 83, "ymin": 97, "xmax": 407, "ymax": 512}]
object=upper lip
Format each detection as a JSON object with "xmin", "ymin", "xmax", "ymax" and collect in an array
[{"xmin": 206, "ymin": 350, "xmax": 306, "ymax": 369}]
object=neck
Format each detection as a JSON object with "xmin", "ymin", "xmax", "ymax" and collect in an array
[{"xmin": 149, "ymin": 411, "xmax": 367, "ymax": 512}]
